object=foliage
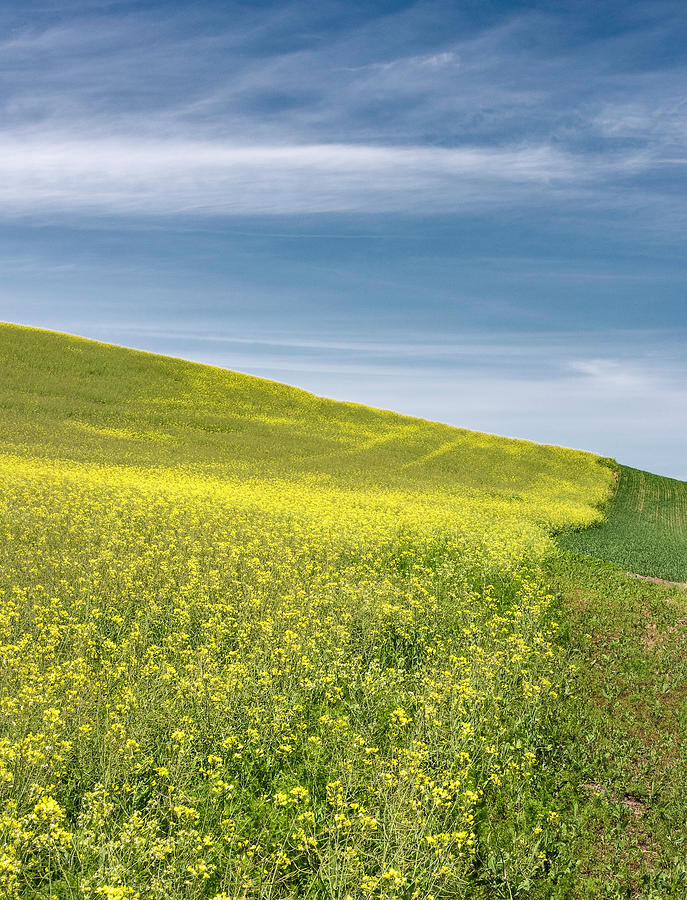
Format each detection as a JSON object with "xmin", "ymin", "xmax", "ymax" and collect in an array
[
  {"xmin": 0, "ymin": 323, "xmax": 615, "ymax": 898},
  {"xmin": 559, "ymin": 466, "xmax": 687, "ymax": 582}
]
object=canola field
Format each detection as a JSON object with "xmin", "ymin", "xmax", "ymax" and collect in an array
[
  {"xmin": 0, "ymin": 324, "xmax": 615, "ymax": 899},
  {"xmin": 559, "ymin": 465, "xmax": 687, "ymax": 583}
]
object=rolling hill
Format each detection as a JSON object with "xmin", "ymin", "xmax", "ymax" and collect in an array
[
  {"xmin": 3, "ymin": 322, "xmax": 686, "ymax": 898},
  {"xmin": 0, "ymin": 321, "xmax": 611, "ymax": 519}
]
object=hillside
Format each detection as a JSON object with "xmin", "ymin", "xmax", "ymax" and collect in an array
[
  {"xmin": 0, "ymin": 323, "xmax": 622, "ymax": 899},
  {"xmin": 0, "ymin": 323, "xmax": 611, "ymax": 531}
]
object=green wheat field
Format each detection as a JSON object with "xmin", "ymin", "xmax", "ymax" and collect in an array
[
  {"xmin": 560, "ymin": 466, "xmax": 687, "ymax": 583},
  {"xmin": 1, "ymin": 323, "xmax": 687, "ymax": 899}
]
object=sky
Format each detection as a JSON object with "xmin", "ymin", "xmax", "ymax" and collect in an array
[{"xmin": 0, "ymin": 0, "xmax": 686, "ymax": 478}]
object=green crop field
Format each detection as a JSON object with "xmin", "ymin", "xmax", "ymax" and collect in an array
[
  {"xmin": 3, "ymin": 321, "xmax": 687, "ymax": 899},
  {"xmin": 559, "ymin": 465, "xmax": 687, "ymax": 583}
]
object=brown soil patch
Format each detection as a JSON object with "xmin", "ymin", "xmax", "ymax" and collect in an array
[
  {"xmin": 627, "ymin": 572, "xmax": 687, "ymax": 588},
  {"xmin": 622, "ymin": 795, "xmax": 646, "ymax": 819},
  {"xmin": 579, "ymin": 784, "xmax": 648, "ymax": 820},
  {"xmin": 643, "ymin": 622, "xmax": 660, "ymax": 651},
  {"xmin": 570, "ymin": 589, "xmax": 590, "ymax": 612}
]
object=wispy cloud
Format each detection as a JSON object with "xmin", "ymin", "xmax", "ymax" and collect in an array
[
  {"xmin": 0, "ymin": 1, "xmax": 684, "ymax": 221},
  {"xmin": 568, "ymin": 358, "xmax": 657, "ymax": 392},
  {"xmin": 0, "ymin": 133, "xmax": 650, "ymax": 218}
]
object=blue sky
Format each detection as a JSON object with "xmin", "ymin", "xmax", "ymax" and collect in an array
[{"xmin": 1, "ymin": 0, "xmax": 686, "ymax": 477}]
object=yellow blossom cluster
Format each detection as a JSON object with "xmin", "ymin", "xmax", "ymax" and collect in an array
[{"xmin": 0, "ymin": 448, "xmax": 599, "ymax": 898}]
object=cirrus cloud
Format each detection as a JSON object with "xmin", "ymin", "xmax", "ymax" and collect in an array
[{"xmin": 0, "ymin": 133, "xmax": 647, "ymax": 218}]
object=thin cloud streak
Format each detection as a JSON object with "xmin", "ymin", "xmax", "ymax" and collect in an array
[
  {"xmin": 107, "ymin": 324, "xmax": 687, "ymax": 368},
  {"xmin": 0, "ymin": 134, "xmax": 647, "ymax": 217}
]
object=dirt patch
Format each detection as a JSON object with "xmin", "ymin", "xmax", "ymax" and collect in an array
[
  {"xmin": 579, "ymin": 784, "xmax": 648, "ymax": 819},
  {"xmin": 643, "ymin": 621, "xmax": 660, "ymax": 651},
  {"xmin": 570, "ymin": 589, "xmax": 590, "ymax": 612},
  {"xmin": 627, "ymin": 572, "xmax": 687, "ymax": 588},
  {"xmin": 622, "ymin": 795, "xmax": 646, "ymax": 819},
  {"xmin": 580, "ymin": 782, "xmax": 605, "ymax": 797}
]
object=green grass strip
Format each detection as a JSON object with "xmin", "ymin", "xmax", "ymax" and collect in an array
[{"xmin": 541, "ymin": 553, "xmax": 687, "ymax": 897}]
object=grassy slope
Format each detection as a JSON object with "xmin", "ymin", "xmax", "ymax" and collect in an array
[
  {"xmin": 559, "ymin": 466, "xmax": 687, "ymax": 582},
  {"xmin": 0, "ymin": 322, "xmax": 612, "ymax": 533},
  {"xmin": 0, "ymin": 323, "xmax": 621, "ymax": 900}
]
